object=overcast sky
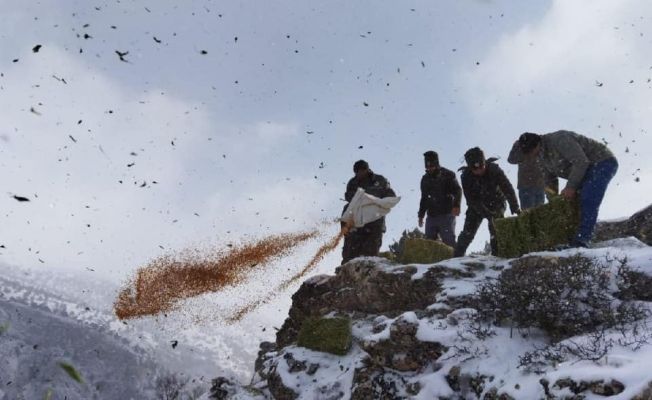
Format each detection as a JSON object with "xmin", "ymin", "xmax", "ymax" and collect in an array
[{"xmin": 1, "ymin": 0, "xmax": 651, "ymax": 282}]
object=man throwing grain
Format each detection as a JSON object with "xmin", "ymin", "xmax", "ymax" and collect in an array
[{"xmin": 341, "ymin": 160, "xmax": 396, "ymax": 264}]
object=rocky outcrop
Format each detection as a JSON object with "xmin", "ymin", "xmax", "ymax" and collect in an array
[
  {"xmin": 275, "ymin": 258, "xmax": 473, "ymax": 348},
  {"xmin": 210, "ymin": 246, "xmax": 652, "ymax": 400},
  {"xmin": 552, "ymin": 377, "xmax": 625, "ymax": 397},
  {"xmin": 361, "ymin": 316, "xmax": 446, "ymax": 372},
  {"xmin": 594, "ymin": 204, "xmax": 652, "ymax": 245}
]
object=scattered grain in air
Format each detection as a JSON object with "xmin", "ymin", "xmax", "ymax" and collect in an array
[
  {"xmin": 114, "ymin": 230, "xmax": 319, "ymax": 320},
  {"xmin": 227, "ymin": 231, "xmax": 344, "ymax": 323}
]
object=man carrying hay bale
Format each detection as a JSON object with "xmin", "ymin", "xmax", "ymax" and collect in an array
[
  {"xmin": 517, "ymin": 130, "xmax": 618, "ymax": 248},
  {"xmin": 454, "ymin": 147, "xmax": 520, "ymax": 257}
]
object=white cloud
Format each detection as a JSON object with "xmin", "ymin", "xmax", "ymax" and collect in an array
[
  {"xmin": 0, "ymin": 45, "xmax": 335, "ymax": 280},
  {"xmin": 464, "ymin": 0, "xmax": 642, "ymax": 107},
  {"xmin": 458, "ymin": 0, "xmax": 652, "ymax": 222},
  {"xmin": 253, "ymin": 120, "xmax": 300, "ymax": 141}
]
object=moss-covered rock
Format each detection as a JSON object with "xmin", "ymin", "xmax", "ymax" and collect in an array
[
  {"xmin": 495, "ymin": 196, "xmax": 579, "ymax": 258},
  {"xmin": 398, "ymin": 238, "xmax": 453, "ymax": 264},
  {"xmin": 297, "ymin": 317, "xmax": 351, "ymax": 356}
]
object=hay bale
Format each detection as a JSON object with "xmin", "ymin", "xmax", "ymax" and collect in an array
[
  {"xmin": 495, "ymin": 196, "xmax": 579, "ymax": 258},
  {"xmin": 297, "ymin": 317, "xmax": 351, "ymax": 355},
  {"xmin": 378, "ymin": 251, "xmax": 397, "ymax": 262},
  {"xmin": 398, "ymin": 238, "xmax": 454, "ymax": 264}
]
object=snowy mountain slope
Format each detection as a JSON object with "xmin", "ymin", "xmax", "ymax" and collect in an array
[
  {"xmin": 0, "ymin": 226, "xmax": 343, "ymax": 399},
  {"xmin": 0, "ymin": 296, "xmax": 165, "ymax": 400}
]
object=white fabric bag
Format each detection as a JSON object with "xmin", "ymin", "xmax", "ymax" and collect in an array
[{"xmin": 341, "ymin": 188, "xmax": 401, "ymax": 228}]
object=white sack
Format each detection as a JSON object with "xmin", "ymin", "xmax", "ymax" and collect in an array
[{"xmin": 341, "ymin": 188, "xmax": 401, "ymax": 228}]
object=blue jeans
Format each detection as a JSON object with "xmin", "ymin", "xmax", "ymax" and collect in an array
[
  {"xmin": 575, "ymin": 157, "xmax": 618, "ymax": 244},
  {"xmin": 519, "ymin": 187, "xmax": 545, "ymax": 210},
  {"xmin": 425, "ymin": 214, "xmax": 456, "ymax": 247}
]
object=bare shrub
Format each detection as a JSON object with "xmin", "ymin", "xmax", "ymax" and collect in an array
[
  {"xmin": 518, "ymin": 322, "xmax": 652, "ymax": 373},
  {"xmin": 471, "ymin": 254, "xmax": 650, "ymax": 371},
  {"xmin": 475, "ymin": 255, "xmax": 647, "ymax": 340},
  {"xmin": 155, "ymin": 373, "xmax": 205, "ymax": 400}
]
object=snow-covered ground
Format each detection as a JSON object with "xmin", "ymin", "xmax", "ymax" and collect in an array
[
  {"xmin": 244, "ymin": 238, "xmax": 652, "ymax": 400},
  {"xmin": 2, "ymin": 234, "xmax": 651, "ymax": 399},
  {"xmin": 0, "ymin": 225, "xmax": 342, "ymax": 399}
]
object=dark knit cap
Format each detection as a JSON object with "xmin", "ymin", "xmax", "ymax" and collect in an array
[
  {"xmin": 423, "ymin": 151, "xmax": 439, "ymax": 168},
  {"xmin": 464, "ymin": 147, "xmax": 485, "ymax": 168},
  {"xmin": 518, "ymin": 132, "xmax": 541, "ymax": 154},
  {"xmin": 353, "ymin": 159, "xmax": 369, "ymax": 173}
]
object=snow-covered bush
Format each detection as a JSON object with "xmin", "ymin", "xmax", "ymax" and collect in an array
[{"xmin": 474, "ymin": 255, "xmax": 647, "ymax": 340}]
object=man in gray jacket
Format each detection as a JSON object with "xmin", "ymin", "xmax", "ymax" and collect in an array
[{"xmin": 517, "ymin": 130, "xmax": 618, "ymax": 247}]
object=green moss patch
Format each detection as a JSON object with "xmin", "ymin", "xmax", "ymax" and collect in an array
[
  {"xmin": 399, "ymin": 238, "xmax": 453, "ymax": 264},
  {"xmin": 495, "ymin": 196, "xmax": 580, "ymax": 258},
  {"xmin": 297, "ymin": 317, "xmax": 351, "ymax": 356}
]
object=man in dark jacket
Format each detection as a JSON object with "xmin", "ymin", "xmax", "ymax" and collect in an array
[
  {"xmin": 341, "ymin": 160, "xmax": 396, "ymax": 264},
  {"xmin": 418, "ymin": 151, "xmax": 462, "ymax": 247},
  {"xmin": 454, "ymin": 147, "xmax": 520, "ymax": 257},
  {"xmin": 517, "ymin": 130, "xmax": 618, "ymax": 247}
]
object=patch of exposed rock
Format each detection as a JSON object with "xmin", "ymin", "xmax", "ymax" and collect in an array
[
  {"xmin": 275, "ymin": 258, "xmax": 473, "ymax": 348},
  {"xmin": 594, "ymin": 204, "xmax": 652, "ymax": 245}
]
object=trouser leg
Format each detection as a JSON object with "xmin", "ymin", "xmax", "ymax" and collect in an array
[
  {"xmin": 359, "ymin": 226, "xmax": 383, "ymax": 257},
  {"xmin": 519, "ymin": 189, "xmax": 533, "ymax": 210},
  {"xmin": 519, "ymin": 187, "xmax": 545, "ymax": 210},
  {"xmin": 428, "ymin": 214, "xmax": 456, "ymax": 247},
  {"xmin": 576, "ymin": 158, "xmax": 618, "ymax": 244},
  {"xmin": 454, "ymin": 209, "xmax": 483, "ymax": 257},
  {"xmin": 487, "ymin": 209, "xmax": 504, "ymax": 256},
  {"xmin": 424, "ymin": 216, "xmax": 438, "ymax": 240},
  {"xmin": 533, "ymin": 189, "xmax": 545, "ymax": 208},
  {"xmin": 341, "ymin": 223, "xmax": 383, "ymax": 263},
  {"xmin": 341, "ymin": 233, "xmax": 355, "ymax": 264}
]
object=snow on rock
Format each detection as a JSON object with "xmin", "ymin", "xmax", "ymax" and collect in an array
[{"xmin": 212, "ymin": 240, "xmax": 652, "ymax": 399}]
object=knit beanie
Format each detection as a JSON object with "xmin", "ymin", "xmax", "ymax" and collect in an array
[
  {"xmin": 464, "ymin": 147, "xmax": 485, "ymax": 168},
  {"xmin": 353, "ymin": 159, "xmax": 369, "ymax": 173}
]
